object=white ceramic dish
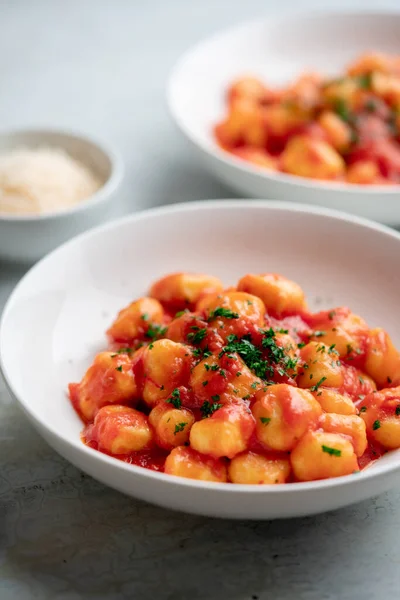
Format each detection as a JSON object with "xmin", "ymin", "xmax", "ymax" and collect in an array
[
  {"xmin": 0, "ymin": 129, "xmax": 124, "ymax": 263},
  {"xmin": 168, "ymin": 11, "xmax": 400, "ymax": 225},
  {"xmin": 2, "ymin": 200, "xmax": 400, "ymax": 519},
  {"xmin": 0, "ymin": 200, "xmax": 400, "ymax": 519}
]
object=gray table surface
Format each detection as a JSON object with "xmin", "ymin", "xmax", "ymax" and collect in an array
[{"xmin": 1, "ymin": 1, "xmax": 400, "ymax": 598}]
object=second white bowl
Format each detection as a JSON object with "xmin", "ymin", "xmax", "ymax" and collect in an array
[{"xmin": 168, "ymin": 11, "xmax": 400, "ymax": 225}]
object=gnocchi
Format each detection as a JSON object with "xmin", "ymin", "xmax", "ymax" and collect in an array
[
  {"xmin": 214, "ymin": 53, "xmax": 400, "ymax": 185},
  {"xmin": 69, "ymin": 270, "xmax": 400, "ymax": 484}
]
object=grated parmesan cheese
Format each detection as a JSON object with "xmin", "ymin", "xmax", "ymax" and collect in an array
[{"xmin": 0, "ymin": 147, "xmax": 101, "ymax": 215}]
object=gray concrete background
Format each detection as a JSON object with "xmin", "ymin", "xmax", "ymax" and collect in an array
[{"xmin": 1, "ymin": 0, "xmax": 400, "ymax": 598}]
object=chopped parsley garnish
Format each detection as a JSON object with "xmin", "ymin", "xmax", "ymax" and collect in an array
[
  {"xmin": 148, "ymin": 343, "xmax": 154, "ymax": 350},
  {"xmin": 277, "ymin": 328, "xmax": 289, "ymax": 334},
  {"xmin": 313, "ymin": 331, "xmax": 326, "ymax": 338},
  {"xmin": 201, "ymin": 400, "xmax": 223, "ymax": 418},
  {"xmin": 328, "ymin": 311, "xmax": 336, "ymax": 320},
  {"xmin": 396, "ymin": 405, "xmax": 400, "ymax": 416},
  {"xmin": 115, "ymin": 365, "xmax": 123, "ymax": 372},
  {"xmin": 236, "ymin": 371, "xmax": 242, "ymax": 377},
  {"xmin": 167, "ymin": 388, "xmax": 182, "ymax": 409},
  {"xmin": 310, "ymin": 376, "xmax": 327, "ymax": 392},
  {"xmin": 372, "ymin": 420, "xmax": 381, "ymax": 431},
  {"xmin": 251, "ymin": 382, "xmax": 258, "ymax": 389},
  {"xmin": 322, "ymin": 445, "xmax": 342, "ymax": 457},
  {"xmin": 358, "ymin": 72, "xmax": 372, "ymax": 90},
  {"xmin": 175, "ymin": 309, "xmax": 189, "ymax": 318},
  {"xmin": 208, "ymin": 307, "xmax": 240, "ymax": 321},
  {"xmin": 187, "ymin": 328, "xmax": 207, "ymax": 344},
  {"xmin": 220, "ymin": 336, "xmax": 268, "ymax": 379},
  {"xmin": 359, "ymin": 376, "xmax": 365, "ymax": 384},
  {"xmin": 219, "ymin": 369, "xmax": 226, "ymax": 378},
  {"xmin": 174, "ymin": 422, "xmax": 187, "ymax": 435},
  {"xmin": 297, "ymin": 342, "xmax": 306, "ymax": 349},
  {"xmin": 141, "ymin": 313, "xmax": 149, "ymax": 321},
  {"xmin": 260, "ymin": 417, "xmax": 271, "ymax": 425},
  {"xmin": 116, "ymin": 347, "xmax": 132, "ymax": 355},
  {"xmin": 202, "ymin": 380, "xmax": 208, "ymax": 387},
  {"xmin": 211, "ymin": 395, "xmax": 220, "ymax": 402},
  {"xmin": 359, "ymin": 406, "xmax": 367, "ymax": 413},
  {"xmin": 334, "ymin": 98, "xmax": 351, "ymax": 122},
  {"xmin": 146, "ymin": 323, "xmax": 167, "ymax": 340},
  {"xmin": 328, "ymin": 344, "xmax": 337, "ymax": 354}
]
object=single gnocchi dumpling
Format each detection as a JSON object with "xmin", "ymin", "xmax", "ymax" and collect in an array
[
  {"xmin": 359, "ymin": 386, "xmax": 400, "ymax": 449},
  {"xmin": 190, "ymin": 402, "xmax": 255, "ymax": 459},
  {"xmin": 149, "ymin": 272, "xmax": 224, "ymax": 312},
  {"xmin": 318, "ymin": 413, "xmax": 367, "ymax": 457},
  {"xmin": 291, "ymin": 430, "xmax": 359, "ymax": 481},
  {"xmin": 88, "ymin": 405, "xmax": 153, "ymax": 454},
  {"xmin": 189, "ymin": 352, "xmax": 261, "ymax": 404},
  {"xmin": 364, "ymin": 328, "xmax": 400, "ymax": 388},
  {"xmin": 252, "ymin": 384, "xmax": 322, "ymax": 452},
  {"xmin": 137, "ymin": 339, "xmax": 194, "ymax": 407},
  {"xmin": 228, "ymin": 451, "xmax": 291, "ymax": 484},
  {"xmin": 203, "ymin": 291, "xmax": 266, "ymax": 341},
  {"xmin": 237, "ymin": 273, "xmax": 307, "ymax": 317},
  {"xmin": 164, "ymin": 446, "xmax": 227, "ymax": 482},
  {"xmin": 297, "ymin": 342, "xmax": 344, "ymax": 390},
  {"xmin": 307, "ymin": 307, "xmax": 369, "ymax": 360},
  {"xmin": 228, "ymin": 76, "xmax": 270, "ymax": 105},
  {"xmin": 149, "ymin": 401, "xmax": 195, "ymax": 450},
  {"xmin": 312, "ymin": 388, "xmax": 356, "ymax": 416},
  {"xmin": 318, "ymin": 111, "xmax": 352, "ymax": 152},
  {"xmin": 107, "ymin": 297, "xmax": 165, "ymax": 344},
  {"xmin": 281, "ymin": 135, "xmax": 346, "ymax": 180},
  {"xmin": 69, "ymin": 351, "xmax": 138, "ymax": 422}
]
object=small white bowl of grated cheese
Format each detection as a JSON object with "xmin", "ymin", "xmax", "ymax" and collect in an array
[{"xmin": 0, "ymin": 129, "xmax": 123, "ymax": 262}]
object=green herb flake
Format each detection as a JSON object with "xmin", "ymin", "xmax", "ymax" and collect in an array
[
  {"xmin": 208, "ymin": 307, "xmax": 240, "ymax": 321},
  {"xmin": 310, "ymin": 376, "xmax": 327, "ymax": 392},
  {"xmin": 322, "ymin": 445, "xmax": 342, "ymax": 457},
  {"xmin": 167, "ymin": 388, "xmax": 182, "ymax": 409},
  {"xmin": 334, "ymin": 98, "xmax": 351, "ymax": 122},
  {"xmin": 115, "ymin": 365, "xmax": 123, "ymax": 372},
  {"xmin": 146, "ymin": 323, "xmax": 167, "ymax": 340},
  {"xmin": 141, "ymin": 313, "xmax": 149, "ymax": 321},
  {"xmin": 201, "ymin": 400, "xmax": 223, "ymax": 418},
  {"xmin": 260, "ymin": 417, "xmax": 271, "ymax": 425},
  {"xmin": 358, "ymin": 72, "xmax": 372, "ymax": 90},
  {"xmin": 396, "ymin": 405, "xmax": 400, "ymax": 416},
  {"xmin": 360, "ymin": 406, "xmax": 367, "ymax": 413},
  {"xmin": 187, "ymin": 328, "xmax": 207, "ymax": 344},
  {"xmin": 313, "ymin": 331, "xmax": 326, "ymax": 338},
  {"xmin": 174, "ymin": 422, "xmax": 187, "ymax": 435},
  {"xmin": 175, "ymin": 309, "xmax": 189, "ymax": 318},
  {"xmin": 328, "ymin": 311, "xmax": 336, "ymax": 320},
  {"xmin": 202, "ymin": 380, "xmax": 209, "ymax": 387},
  {"xmin": 236, "ymin": 371, "xmax": 242, "ymax": 377},
  {"xmin": 372, "ymin": 420, "xmax": 381, "ymax": 431},
  {"xmin": 297, "ymin": 342, "xmax": 306, "ymax": 349}
]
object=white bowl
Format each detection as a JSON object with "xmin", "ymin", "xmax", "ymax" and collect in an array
[
  {"xmin": 0, "ymin": 129, "xmax": 124, "ymax": 262},
  {"xmin": 2, "ymin": 200, "xmax": 400, "ymax": 519},
  {"xmin": 168, "ymin": 11, "xmax": 400, "ymax": 225}
]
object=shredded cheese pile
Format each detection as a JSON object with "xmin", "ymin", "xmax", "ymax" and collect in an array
[{"xmin": 0, "ymin": 147, "xmax": 101, "ymax": 215}]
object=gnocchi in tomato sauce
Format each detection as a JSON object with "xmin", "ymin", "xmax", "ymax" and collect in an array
[
  {"xmin": 69, "ymin": 271, "xmax": 400, "ymax": 484},
  {"xmin": 215, "ymin": 52, "xmax": 400, "ymax": 185}
]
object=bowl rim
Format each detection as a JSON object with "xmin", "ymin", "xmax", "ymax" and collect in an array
[
  {"xmin": 167, "ymin": 9, "xmax": 400, "ymax": 196},
  {"xmin": 2, "ymin": 199, "xmax": 400, "ymax": 494},
  {"xmin": 0, "ymin": 127, "xmax": 124, "ymax": 222}
]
